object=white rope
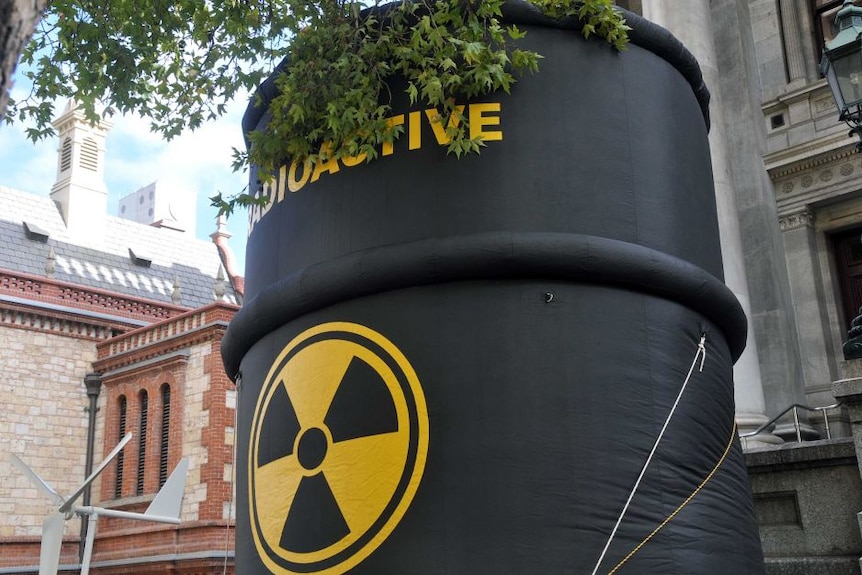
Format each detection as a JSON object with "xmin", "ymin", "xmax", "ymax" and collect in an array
[
  {"xmin": 589, "ymin": 333, "xmax": 707, "ymax": 575},
  {"xmin": 224, "ymin": 374, "xmax": 241, "ymax": 575}
]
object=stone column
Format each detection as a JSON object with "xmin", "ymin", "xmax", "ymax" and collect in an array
[
  {"xmin": 778, "ymin": 0, "xmax": 808, "ymax": 86},
  {"xmin": 780, "ymin": 209, "xmax": 836, "ymax": 407},
  {"xmin": 642, "ymin": 0, "xmax": 780, "ymax": 445},
  {"xmin": 796, "ymin": 1, "xmax": 821, "ymax": 82},
  {"xmin": 712, "ymin": 0, "xmax": 811, "ymax": 441}
]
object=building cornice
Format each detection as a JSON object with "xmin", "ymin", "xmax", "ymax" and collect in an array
[
  {"xmin": 0, "ymin": 268, "xmax": 189, "ymax": 322},
  {"xmin": 772, "ymin": 154, "xmax": 862, "ymax": 215},
  {"xmin": 764, "ymin": 132, "xmax": 857, "ymax": 180},
  {"xmin": 0, "ymin": 298, "xmax": 127, "ymax": 341},
  {"xmin": 100, "ymin": 349, "xmax": 192, "ymax": 380},
  {"xmin": 762, "ymin": 78, "xmax": 829, "ymax": 112},
  {"xmin": 94, "ymin": 303, "xmax": 238, "ymax": 373}
]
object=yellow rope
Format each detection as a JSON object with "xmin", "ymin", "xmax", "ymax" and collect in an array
[{"xmin": 607, "ymin": 420, "xmax": 738, "ymax": 575}]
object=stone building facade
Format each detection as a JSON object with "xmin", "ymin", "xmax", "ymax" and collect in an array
[
  {"xmin": 0, "ymin": 102, "xmax": 242, "ymax": 574},
  {"xmin": 89, "ymin": 304, "xmax": 238, "ymax": 574},
  {"xmin": 640, "ymin": 0, "xmax": 862, "ymax": 433},
  {"xmin": 617, "ymin": 0, "xmax": 862, "ymax": 431},
  {"xmin": 634, "ymin": 1, "xmax": 862, "ymax": 572}
]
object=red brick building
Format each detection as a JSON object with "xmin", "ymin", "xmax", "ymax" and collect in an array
[{"xmin": 0, "ymin": 103, "xmax": 241, "ymax": 574}]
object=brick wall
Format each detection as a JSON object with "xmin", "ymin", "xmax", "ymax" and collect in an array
[
  {"xmin": 180, "ymin": 340, "xmax": 211, "ymax": 523},
  {"xmin": 89, "ymin": 304, "xmax": 236, "ymax": 571},
  {"xmin": 0, "ymin": 327, "xmax": 97, "ymax": 539},
  {"xmin": 199, "ymin": 332, "xmax": 236, "ymax": 522},
  {"xmin": 98, "ymin": 357, "xmax": 187, "ymax": 506},
  {"xmin": 1, "ymin": 303, "xmax": 237, "ymax": 573},
  {"xmin": 0, "ymin": 269, "xmax": 188, "ymax": 324}
]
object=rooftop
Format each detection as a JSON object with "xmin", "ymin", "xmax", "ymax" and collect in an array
[{"xmin": 0, "ymin": 185, "xmax": 237, "ymax": 309}]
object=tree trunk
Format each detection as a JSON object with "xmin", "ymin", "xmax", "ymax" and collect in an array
[{"xmin": 0, "ymin": 0, "xmax": 48, "ymax": 119}]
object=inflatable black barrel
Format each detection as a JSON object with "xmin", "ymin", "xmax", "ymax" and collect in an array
[{"xmin": 222, "ymin": 3, "xmax": 765, "ymax": 573}]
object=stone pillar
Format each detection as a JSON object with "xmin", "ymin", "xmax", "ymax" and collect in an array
[
  {"xmin": 778, "ymin": 0, "xmax": 808, "ymax": 86},
  {"xmin": 780, "ymin": 209, "xmax": 836, "ymax": 408},
  {"xmin": 712, "ymin": 0, "xmax": 811, "ymax": 441},
  {"xmin": 642, "ymin": 0, "xmax": 780, "ymax": 445},
  {"xmin": 795, "ymin": 1, "xmax": 821, "ymax": 83}
]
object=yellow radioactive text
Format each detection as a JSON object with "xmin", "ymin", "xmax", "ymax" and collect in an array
[{"xmin": 248, "ymin": 102, "xmax": 503, "ymax": 235}]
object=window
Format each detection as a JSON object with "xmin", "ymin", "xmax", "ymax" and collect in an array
[
  {"xmin": 115, "ymin": 395, "xmax": 127, "ymax": 498},
  {"xmin": 159, "ymin": 384, "xmax": 171, "ymax": 488},
  {"xmin": 136, "ymin": 390, "xmax": 148, "ymax": 496},
  {"xmin": 80, "ymin": 137, "xmax": 98, "ymax": 171},
  {"xmin": 60, "ymin": 138, "xmax": 72, "ymax": 172}
]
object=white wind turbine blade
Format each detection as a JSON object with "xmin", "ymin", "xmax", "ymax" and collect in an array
[
  {"xmin": 60, "ymin": 433, "xmax": 132, "ymax": 514},
  {"xmin": 145, "ymin": 458, "xmax": 189, "ymax": 519},
  {"xmin": 39, "ymin": 512, "xmax": 65, "ymax": 575},
  {"xmin": 9, "ymin": 454, "xmax": 65, "ymax": 507},
  {"xmin": 79, "ymin": 514, "xmax": 99, "ymax": 575}
]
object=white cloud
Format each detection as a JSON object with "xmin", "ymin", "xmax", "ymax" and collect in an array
[
  {"xmin": 0, "ymin": 86, "xmax": 251, "ymax": 273},
  {"xmin": 0, "ymin": 119, "xmax": 57, "ymax": 194}
]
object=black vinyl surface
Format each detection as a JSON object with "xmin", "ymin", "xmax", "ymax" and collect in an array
[
  {"xmin": 235, "ymin": 283, "xmax": 764, "ymax": 573},
  {"xmin": 227, "ymin": 2, "xmax": 765, "ymax": 572}
]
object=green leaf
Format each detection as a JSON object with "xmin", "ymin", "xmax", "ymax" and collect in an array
[{"xmin": 7, "ymin": 0, "xmax": 629, "ymax": 216}]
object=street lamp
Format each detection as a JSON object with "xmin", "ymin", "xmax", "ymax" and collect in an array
[{"xmin": 821, "ymin": 0, "xmax": 862, "ymax": 150}]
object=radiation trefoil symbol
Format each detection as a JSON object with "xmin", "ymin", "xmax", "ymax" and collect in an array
[{"xmin": 249, "ymin": 322, "xmax": 429, "ymax": 574}]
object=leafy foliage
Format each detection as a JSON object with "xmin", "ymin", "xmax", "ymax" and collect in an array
[{"xmin": 7, "ymin": 0, "xmax": 629, "ymax": 213}]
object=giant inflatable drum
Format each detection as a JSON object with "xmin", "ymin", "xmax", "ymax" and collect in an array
[{"xmin": 222, "ymin": 3, "xmax": 766, "ymax": 573}]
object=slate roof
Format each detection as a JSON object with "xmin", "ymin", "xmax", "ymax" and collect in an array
[{"xmin": 0, "ymin": 186, "xmax": 237, "ymax": 308}]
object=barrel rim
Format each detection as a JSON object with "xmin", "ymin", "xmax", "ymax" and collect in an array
[
  {"xmin": 221, "ymin": 232, "xmax": 746, "ymax": 380},
  {"xmin": 240, "ymin": 1, "xmax": 710, "ymax": 144}
]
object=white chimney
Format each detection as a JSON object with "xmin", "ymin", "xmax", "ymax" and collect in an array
[
  {"xmin": 118, "ymin": 181, "xmax": 197, "ymax": 236},
  {"xmin": 50, "ymin": 100, "xmax": 112, "ymax": 244}
]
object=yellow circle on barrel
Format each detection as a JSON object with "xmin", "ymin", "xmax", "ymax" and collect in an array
[{"xmin": 249, "ymin": 322, "xmax": 429, "ymax": 574}]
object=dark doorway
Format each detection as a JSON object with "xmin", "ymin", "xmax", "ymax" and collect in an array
[{"xmin": 832, "ymin": 227, "xmax": 862, "ymax": 333}]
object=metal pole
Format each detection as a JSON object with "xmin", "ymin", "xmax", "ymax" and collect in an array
[
  {"xmin": 823, "ymin": 408, "xmax": 832, "ymax": 440},
  {"xmin": 79, "ymin": 373, "xmax": 102, "ymax": 562}
]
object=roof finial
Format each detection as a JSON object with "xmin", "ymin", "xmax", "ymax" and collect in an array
[
  {"xmin": 211, "ymin": 214, "xmax": 232, "ymax": 242},
  {"xmin": 45, "ymin": 247, "xmax": 56, "ymax": 279},
  {"xmin": 171, "ymin": 276, "xmax": 181, "ymax": 304},
  {"xmin": 214, "ymin": 265, "xmax": 226, "ymax": 301}
]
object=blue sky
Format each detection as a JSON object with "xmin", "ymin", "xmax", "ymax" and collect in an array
[{"xmin": 0, "ymin": 79, "xmax": 251, "ymax": 274}]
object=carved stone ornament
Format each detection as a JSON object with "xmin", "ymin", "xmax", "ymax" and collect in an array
[
  {"xmin": 779, "ymin": 209, "xmax": 815, "ymax": 232},
  {"xmin": 814, "ymin": 96, "xmax": 836, "ymax": 114}
]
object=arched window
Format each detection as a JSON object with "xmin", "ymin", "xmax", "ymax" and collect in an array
[
  {"xmin": 136, "ymin": 390, "xmax": 148, "ymax": 495},
  {"xmin": 159, "ymin": 384, "xmax": 171, "ymax": 488},
  {"xmin": 115, "ymin": 395, "xmax": 127, "ymax": 499}
]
